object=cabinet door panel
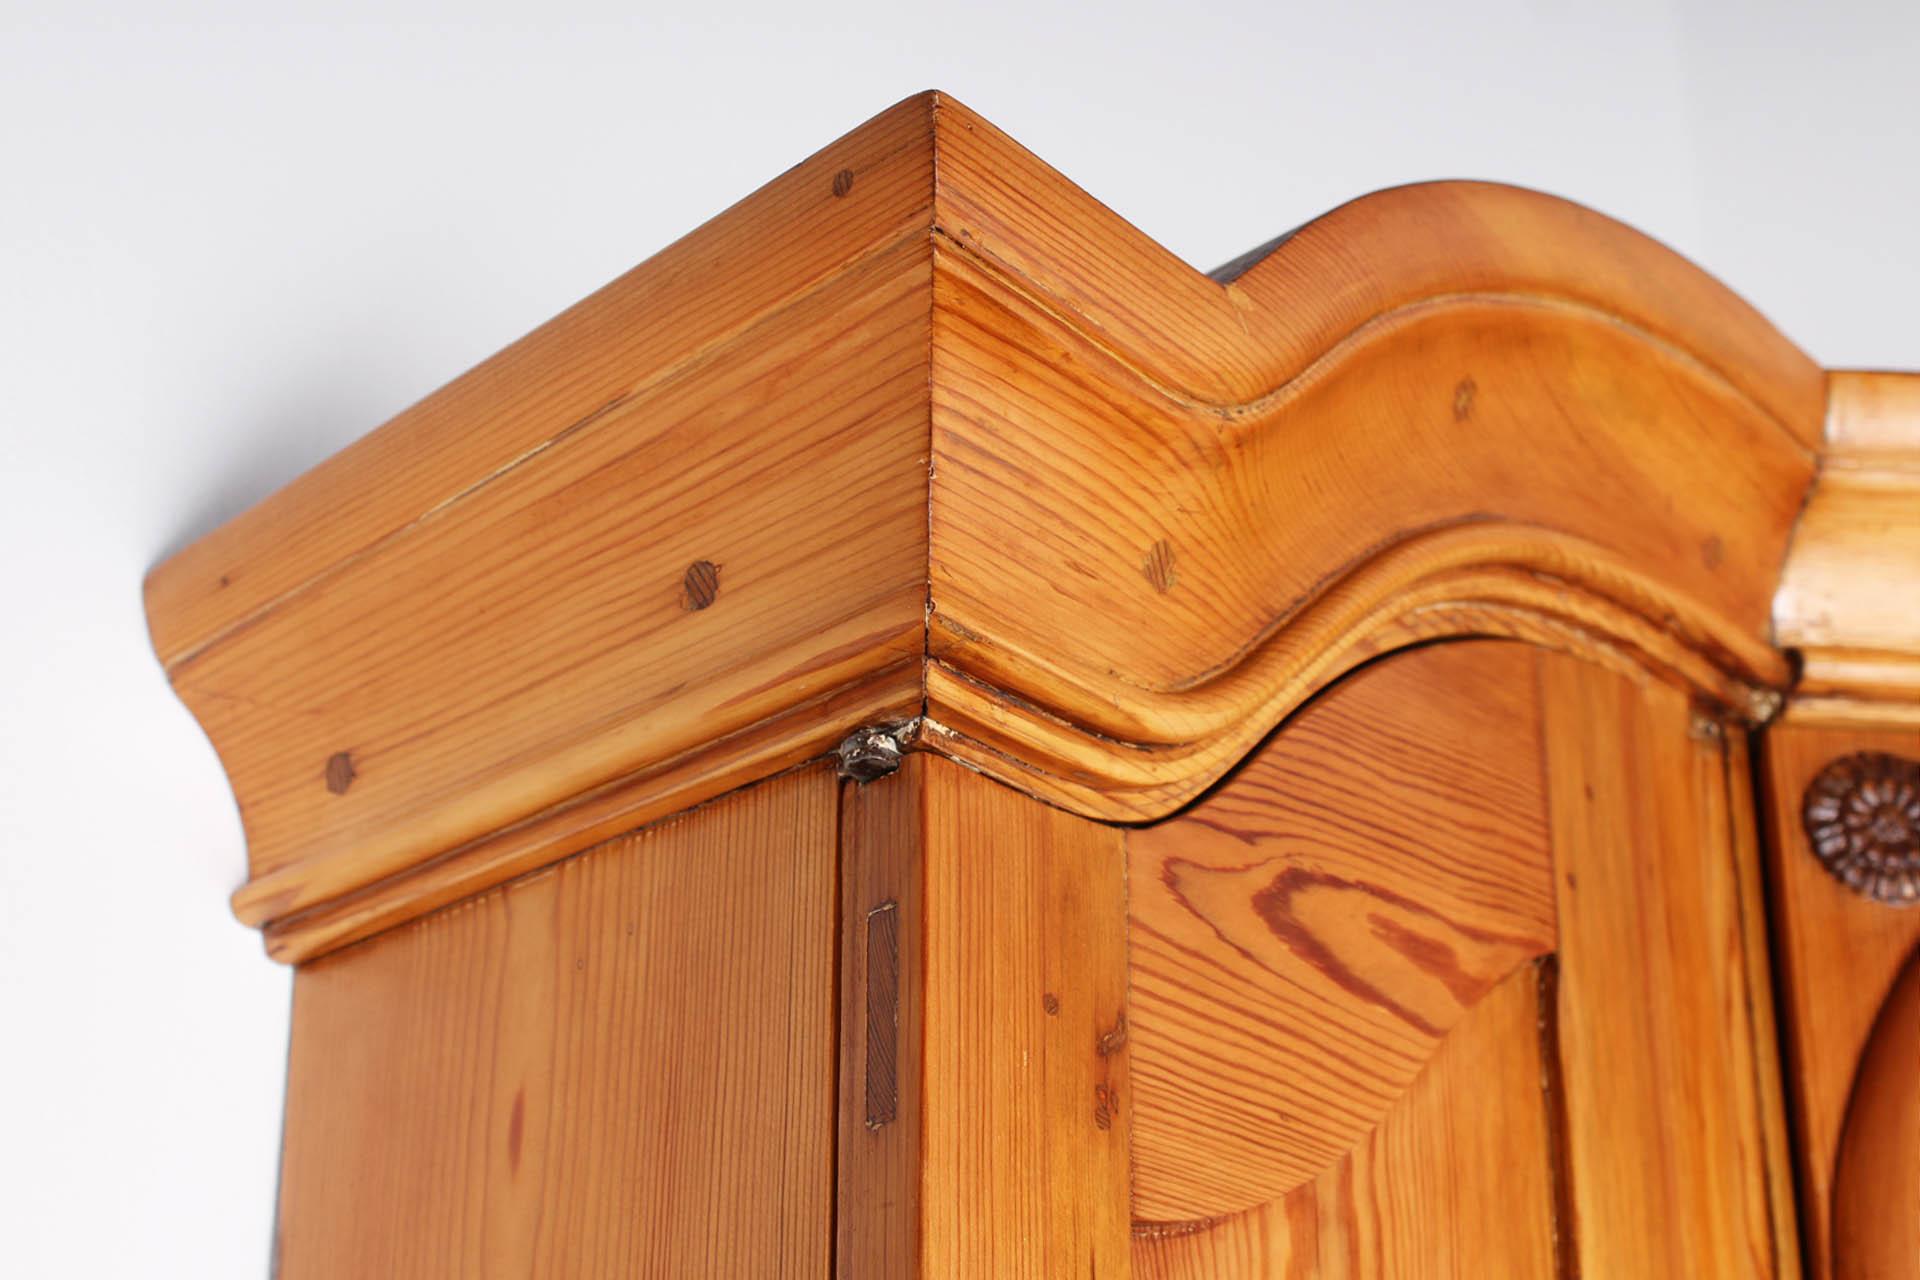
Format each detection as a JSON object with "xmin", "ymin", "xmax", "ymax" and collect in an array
[
  {"xmin": 1541, "ymin": 653, "xmax": 1795, "ymax": 1276},
  {"xmin": 1128, "ymin": 642, "xmax": 1556, "ymax": 1224},
  {"xmin": 1128, "ymin": 642, "xmax": 1798, "ymax": 1276}
]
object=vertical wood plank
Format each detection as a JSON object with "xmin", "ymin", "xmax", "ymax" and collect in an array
[
  {"xmin": 276, "ymin": 765, "xmax": 839, "ymax": 1278},
  {"xmin": 838, "ymin": 754, "xmax": 1132, "ymax": 1277},
  {"xmin": 1539, "ymin": 652, "xmax": 1798, "ymax": 1278},
  {"xmin": 837, "ymin": 756, "xmax": 927, "ymax": 1275},
  {"xmin": 923, "ymin": 755, "xmax": 1132, "ymax": 1278}
]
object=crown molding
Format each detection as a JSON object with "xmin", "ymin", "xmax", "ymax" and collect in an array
[{"xmin": 147, "ymin": 92, "xmax": 1860, "ymax": 961}]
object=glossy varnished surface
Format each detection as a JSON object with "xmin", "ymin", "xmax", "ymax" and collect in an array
[
  {"xmin": 275, "ymin": 766, "xmax": 837, "ymax": 1278},
  {"xmin": 143, "ymin": 91, "xmax": 1830, "ymax": 961},
  {"xmin": 1125, "ymin": 644, "xmax": 1799, "ymax": 1276},
  {"xmin": 1132, "ymin": 964, "xmax": 1558, "ymax": 1279},
  {"xmin": 1831, "ymin": 951, "xmax": 1920, "ymax": 1280},
  {"xmin": 1761, "ymin": 722, "xmax": 1920, "ymax": 1277},
  {"xmin": 1776, "ymin": 371, "xmax": 1920, "ymax": 726},
  {"xmin": 1539, "ymin": 654, "xmax": 1797, "ymax": 1277},
  {"xmin": 838, "ymin": 754, "xmax": 1132, "ymax": 1278},
  {"xmin": 1127, "ymin": 642, "xmax": 1555, "ymax": 1221}
]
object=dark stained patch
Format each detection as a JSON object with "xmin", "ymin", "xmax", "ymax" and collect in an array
[
  {"xmin": 324, "ymin": 751, "xmax": 356, "ymax": 795},
  {"xmin": 1700, "ymin": 534, "xmax": 1725, "ymax": 570},
  {"xmin": 1042, "ymin": 992, "xmax": 1060, "ymax": 1016}
]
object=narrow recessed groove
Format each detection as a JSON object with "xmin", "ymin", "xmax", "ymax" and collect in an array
[{"xmin": 864, "ymin": 900, "xmax": 901, "ymax": 1129}]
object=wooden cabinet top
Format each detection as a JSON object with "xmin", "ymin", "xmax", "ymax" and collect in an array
[{"xmin": 143, "ymin": 91, "xmax": 1919, "ymax": 963}]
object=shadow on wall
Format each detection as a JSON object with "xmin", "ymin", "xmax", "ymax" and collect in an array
[{"xmin": 148, "ymin": 341, "xmax": 437, "ymax": 568}]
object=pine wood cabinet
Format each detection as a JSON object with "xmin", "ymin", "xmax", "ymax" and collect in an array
[{"xmin": 145, "ymin": 93, "xmax": 1920, "ymax": 1278}]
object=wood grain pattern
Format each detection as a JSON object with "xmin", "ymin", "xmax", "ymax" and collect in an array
[
  {"xmin": 146, "ymin": 96, "xmax": 940, "ymax": 666},
  {"xmin": 150, "ymin": 97, "xmax": 940, "ymax": 960},
  {"xmin": 926, "ymin": 101, "xmax": 1823, "ymax": 442},
  {"xmin": 275, "ymin": 765, "xmax": 837, "ymax": 1278},
  {"xmin": 263, "ymin": 661, "xmax": 918, "ymax": 962},
  {"xmin": 139, "ymin": 88, "xmax": 1920, "ymax": 1280},
  {"xmin": 921, "ymin": 91, "xmax": 1815, "ymax": 822},
  {"xmin": 215, "ymin": 236, "xmax": 930, "ymax": 927},
  {"xmin": 1131, "ymin": 962, "xmax": 1559, "ymax": 1279},
  {"xmin": 1831, "ymin": 948, "xmax": 1920, "ymax": 1280},
  {"xmin": 144, "ymin": 90, "xmax": 1835, "ymax": 959},
  {"xmin": 925, "ymin": 218, "xmax": 1806, "ymax": 818},
  {"xmin": 1777, "ymin": 371, "xmax": 1920, "ymax": 726},
  {"xmin": 837, "ymin": 756, "xmax": 925, "ymax": 1276},
  {"xmin": 1760, "ymin": 723, "xmax": 1920, "ymax": 1279},
  {"xmin": 1540, "ymin": 651, "xmax": 1799, "ymax": 1278},
  {"xmin": 838, "ymin": 754, "xmax": 1132, "ymax": 1278},
  {"xmin": 1126, "ymin": 642, "xmax": 1555, "ymax": 1222}
]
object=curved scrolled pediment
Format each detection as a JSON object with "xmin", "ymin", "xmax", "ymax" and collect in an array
[
  {"xmin": 921, "ymin": 127, "xmax": 1818, "ymax": 817},
  {"xmin": 145, "ymin": 91, "xmax": 1845, "ymax": 961}
]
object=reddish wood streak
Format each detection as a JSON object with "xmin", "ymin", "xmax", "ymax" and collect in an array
[
  {"xmin": 1236, "ymin": 865, "xmax": 1537, "ymax": 1037},
  {"xmin": 507, "ymin": 1087, "xmax": 525, "ymax": 1174}
]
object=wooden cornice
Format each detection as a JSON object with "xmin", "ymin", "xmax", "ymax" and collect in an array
[
  {"xmin": 148, "ymin": 90, "xmax": 1870, "ymax": 962},
  {"xmin": 1775, "ymin": 370, "xmax": 1920, "ymax": 726}
]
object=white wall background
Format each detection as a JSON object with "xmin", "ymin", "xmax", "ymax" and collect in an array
[{"xmin": 1, "ymin": 2, "xmax": 1913, "ymax": 1273}]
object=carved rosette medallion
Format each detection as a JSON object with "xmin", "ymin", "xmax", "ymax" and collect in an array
[{"xmin": 1802, "ymin": 752, "xmax": 1920, "ymax": 905}]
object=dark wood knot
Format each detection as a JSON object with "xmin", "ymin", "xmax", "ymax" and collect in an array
[
  {"xmin": 831, "ymin": 168, "xmax": 855, "ymax": 198},
  {"xmin": 1802, "ymin": 751, "xmax": 1920, "ymax": 905},
  {"xmin": 681, "ymin": 559, "xmax": 720, "ymax": 611},
  {"xmin": 324, "ymin": 750, "xmax": 357, "ymax": 795}
]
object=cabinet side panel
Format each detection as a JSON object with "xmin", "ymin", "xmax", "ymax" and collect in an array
[
  {"xmin": 1539, "ymin": 653, "xmax": 1798, "ymax": 1277},
  {"xmin": 275, "ymin": 764, "xmax": 839, "ymax": 1279},
  {"xmin": 920, "ymin": 755, "xmax": 1133, "ymax": 1278}
]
